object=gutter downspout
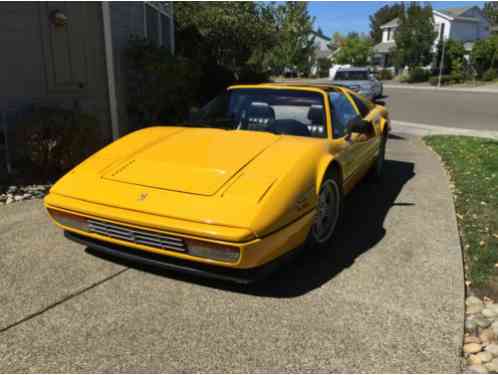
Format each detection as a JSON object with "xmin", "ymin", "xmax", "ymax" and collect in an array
[
  {"xmin": 101, "ymin": 1, "xmax": 119, "ymax": 141},
  {"xmin": 169, "ymin": 2, "xmax": 175, "ymax": 55}
]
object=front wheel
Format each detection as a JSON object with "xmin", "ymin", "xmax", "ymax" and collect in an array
[{"xmin": 308, "ymin": 170, "xmax": 343, "ymax": 247}]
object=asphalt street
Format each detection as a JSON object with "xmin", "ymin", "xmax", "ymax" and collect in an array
[
  {"xmin": 0, "ymin": 135, "xmax": 464, "ymax": 372},
  {"xmin": 383, "ymin": 87, "xmax": 498, "ymax": 132}
]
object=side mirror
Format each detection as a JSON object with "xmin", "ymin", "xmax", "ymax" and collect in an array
[{"xmin": 347, "ymin": 116, "xmax": 372, "ymax": 135}]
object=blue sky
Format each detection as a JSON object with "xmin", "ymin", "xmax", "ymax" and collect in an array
[{"xmin": 307, "ymin": 1, "xmax": 486, "ymax": 37}]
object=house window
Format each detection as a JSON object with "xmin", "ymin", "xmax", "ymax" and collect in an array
[
  {"xmin": 144, "ymin": 2, "xmax": 173, "ymax": 51},
  {"xmin": 387, "ymin": 28, "xmax": 391, "ymax": 41},
  {"xmin": 440, "ymin": 23, "xmax": 445, "ymax": 41}
]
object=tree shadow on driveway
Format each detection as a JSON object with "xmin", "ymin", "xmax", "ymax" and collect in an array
[{"xmin": 87, "ymin": 158, "xmax": 415, "ymax": 298}]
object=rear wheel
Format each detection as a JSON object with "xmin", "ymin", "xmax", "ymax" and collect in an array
[{"xmin": 308, "ymin": 170, "xmax": 343, "ymax": 247}]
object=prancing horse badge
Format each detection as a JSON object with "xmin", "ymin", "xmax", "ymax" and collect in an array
[{"xmin": 138, "ymin": 192, "xmax": 148, "ymax": 201}]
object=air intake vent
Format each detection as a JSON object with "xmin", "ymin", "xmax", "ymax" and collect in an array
[{"xmin": 87, "ymin": 219, "xmax": 186, "ymax": 252}]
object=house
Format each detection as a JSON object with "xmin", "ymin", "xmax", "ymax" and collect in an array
[
  {"xmin": 0, "ymin": 2, "xmax": 174, "ymax": 174},
  {"xmin": 309, "ymin": 30, "xmax": 331, "ymax": 76},
  {"xmin": 373, "ymin": 6, "xmax": 491, "ymax": 68}
]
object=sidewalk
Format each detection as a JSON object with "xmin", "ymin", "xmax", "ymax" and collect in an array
[
  {"xmin": 392, "ymin": 120, "xmax": 498, "ymax": 140},
  {"xmin": 384, "ymin": 82, "xmax": 498, "ymax": 94}
]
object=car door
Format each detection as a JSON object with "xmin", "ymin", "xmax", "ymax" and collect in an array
[
  {"xmin": 347, "ymin": 91, "xmax": 384, "ymax": 165},
  {"xmin": 328, "ymin": 89, "xmax": 370, "ymax": 191}
]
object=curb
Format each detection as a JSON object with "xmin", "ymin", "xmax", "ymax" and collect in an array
[
  {"xmin": 384, "ymin": 84, "xmax": 498, "ymax": 94},
  {"xmin": 392, "ymin": 120, "xmax": 498, "ymax": 140}
]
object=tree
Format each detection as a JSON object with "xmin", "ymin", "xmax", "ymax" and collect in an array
[
  {"xmin": 369, "ymin": 3, "xmax": 404, "ymax": 43},
  {"xmin": 434, "ymin": 39, "xmax": 466, "ymax": 75},
  {"xmin": 332, "ymin": 33, "xmax": 373, "ymax": 66},
  {"xmin": 471, "ymin": 35, "xmax": 498, "ymax": 76},
  {"xmin": 483, "ymin": 2, "xmax": 498, "ymax": 26},
  {"xmin": 267, "ymin": 2, "xmax": 316, "ymax": 75},
  {"xmin": 394, "ymin": 3, "xmax": 437, "ymax": 69},
  {"xmin": 175, "ymin": 2, "xmax": 276, "ymax": 73}
]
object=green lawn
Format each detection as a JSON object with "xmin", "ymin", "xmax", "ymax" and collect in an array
[{"xmin": 424, "ymin": 136, "xmax": 498, "ymax": 291}]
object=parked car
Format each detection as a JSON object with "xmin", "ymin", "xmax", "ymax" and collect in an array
[
  {"xmin": 283, "ymin": 66, "xmax": 298, "ymax": 78},
  {"xmin": 331, "ymin": 67, "xmax": 383, "ymax": 100},
  {"xmin": 45, "ymin": 83, "xmax": 390, "ymax": 283}
]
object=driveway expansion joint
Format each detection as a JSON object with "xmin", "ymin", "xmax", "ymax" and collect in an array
[{"xmin": 0, "ymin": 268, "xmax": 128, "ymax": 335}]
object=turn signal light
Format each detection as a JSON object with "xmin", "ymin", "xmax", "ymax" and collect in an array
[
  {"xmin": 47, "ymin": 208, "xmax": 89, "ymax": 232},
  {"xmin": 185, "ymin": 239, "xmax": 240, "ymax": 263}
]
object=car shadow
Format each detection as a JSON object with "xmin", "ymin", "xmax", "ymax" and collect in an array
[{"xmin": 86, "ymin": 152, "xmax": 415, "ymax": 298}]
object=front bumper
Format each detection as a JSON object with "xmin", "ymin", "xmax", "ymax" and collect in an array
[
  {"xmin": 45, "ymin": 194, "xmax": 315, "ymax": 271},
  {"xmin": 65, "ymin": 231, "xmax": 303, "ymax": 284}
]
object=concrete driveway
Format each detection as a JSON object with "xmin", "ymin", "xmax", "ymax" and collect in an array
[{"xmin": 0, "ymin": 134, "xmax": 464, "ymax": 372}]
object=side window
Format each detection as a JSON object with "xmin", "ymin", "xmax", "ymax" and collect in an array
[
  {"xmin": 329, "ymin": 91, "xmax": 358, "ymax": 138},
  {"xmin": 349, "ymin": 93, "xmax": 372, "ymax": 118}
]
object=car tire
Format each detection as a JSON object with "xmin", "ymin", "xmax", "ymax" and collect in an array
[{"xmin": 306, "ymin": 168, "xmax": 343, "ymax": 248}]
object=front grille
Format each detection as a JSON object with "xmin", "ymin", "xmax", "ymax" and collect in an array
[{"xmin": 87, "ymin": 219, "xmax": 187, "ymax": 252}]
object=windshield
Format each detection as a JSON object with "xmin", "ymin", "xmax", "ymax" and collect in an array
[
  {"xmin": 334, "ymin": 70, "xmax": 369, "ymax": 81},
  {"xmin": 188, "ymin": 89, "xmax": 327, "ymax": 138}
]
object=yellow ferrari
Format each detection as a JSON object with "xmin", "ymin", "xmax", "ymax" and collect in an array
[{"xmin": 44, "ymin": 83, "xmax": 390, "ymax": 283}]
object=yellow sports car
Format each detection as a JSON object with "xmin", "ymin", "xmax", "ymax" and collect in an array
[{"xmin": 44, "ymin": 83, "xmax": 390, "ymax": 283}]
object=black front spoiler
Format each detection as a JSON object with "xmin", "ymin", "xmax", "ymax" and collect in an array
[{"xmin": 64, "ymin": 231, "xmax": 295, "ymax": 284}]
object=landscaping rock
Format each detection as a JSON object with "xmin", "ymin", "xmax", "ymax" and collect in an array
[
  {"xmin": 485, "ymin": 358, "xmax": 498, "ymax": 372},
  {"xmin": 485, "ymin": 343, "xmax": 498, "ymax": 357},
  {"xmin": 467, "ymin": 319, "xmax": 479, "ymax": 333},
  {"xmin": 465, "ymin": 343, "xmax": 484, "ymax": 354},
  {"xmin": 466, "ymin": 335, "xmax": 482, "ymax": 344},
  {"xmin": 491, "ymin": 321, "xmax": 498, "ymax": 336},
  {"xmin": 480, "ymin": 329, "xmax": 497, "ymax": 345},
  {"xmin": 469, "ymin": 354, "xmax": 483, "ymax": 365},
  {"xmin": 467, "ymin": 364, "xmax": 489, "ymax": 373},
  {"xmin": 468, "ymin": 296, "xmax": 484, "ymax": 307},
  {"xmin": 477, "ymin": 351, "xmax": 494, "ymax": 364},
  {"xmin": 483, "ymin": 308, "xmax": 498, "ymax": 319},
  {"xmin": 0, "ymin": 184, "xmax": 51, "ymax": 205},
  {"xmin": 476, "ymin": 317, "xmax": 492, "ymax": 329},
  {"xmin": 469, "ymin": 304, "xmax": 485, "ymax": 315}
]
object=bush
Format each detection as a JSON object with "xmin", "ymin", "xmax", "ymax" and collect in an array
[
  {"xmin": 126, "ymin": 38, "xmax": 202, "ymax": 127},
  {"xmin": 237, "ymin": 64, "xmax": 270, "ymax": 84},
  {"xmin": 482, "ymin": 68, "xmax": 497, "ymax": 82},
  {"xmin": 406, "ymin": 67, "xmax": 430, "ymax": 83},
  {"xmin": 15, "ymin": 108, "xmax": 101, "ymax": 180},
  {"xmin": 471, "ymin": 36, "xmax": 498, "ymax": 77},
  {"xmin": 429, "ymin": 75, "xmax": 453, "ymax": 86},
  {"xmin": 377, "ymin": 69, "xmax": 394, "ymax": 81}
]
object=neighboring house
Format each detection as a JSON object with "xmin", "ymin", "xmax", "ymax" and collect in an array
[
  {"xmin": 309, "ymin": 30, "xmax": 332, "ymax": 76},
  {"xmin": 0, "ymin": 1, "xmax": 174, "ymax": 174},
  {"xmin": 373, "ymin": 6, "xmax": 491, "ymax": 68}
]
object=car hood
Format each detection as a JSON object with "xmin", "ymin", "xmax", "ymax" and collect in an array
[
  {"xmin": 102, "ymin": 127, "xmax": 278, "ymax": 196},
  {"xmin": 48, "ymin": 127, "xmax": 323, "ymax": 238}
]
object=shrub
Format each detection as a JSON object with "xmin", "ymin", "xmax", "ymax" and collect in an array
[
  {"xmin": 126, "ymin": 38, "xmax": 202, "ymax": 127},
  {"xmin": 471, "ymin": 36, "xmax": 498, "ymax": 77},
  {"xmin": 237, "ymin": 64, "xmax": 270, "ymax": 84},
  {"xmin": 482, "ymin": 68, "xmax": 497, "ymax": 82},
  {"xmin": 15, "ymin": 107, "xmax": 101, "ymax": 180},
  {"xmin": 406, "ymin": 67, "xmax": 430, "ymax": 83},
  {"xmin": 429, "ymin": 75, "xmax": 453, "ymax": 86},
  {"xmin": 377, "ymin": 69, "xmax": 394, "ymax": 81}
]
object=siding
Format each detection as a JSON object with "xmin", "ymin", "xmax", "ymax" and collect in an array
[{"xmin": 0, "ymin": 2, "xmax": 111, "ymax": 141}]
